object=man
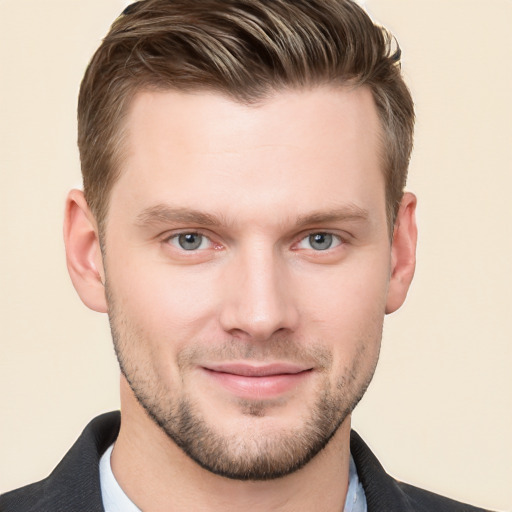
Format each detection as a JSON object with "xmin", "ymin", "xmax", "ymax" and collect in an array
[{"xmin": 0, "ymin": 1, "xmax": 497, "ymax": 511}]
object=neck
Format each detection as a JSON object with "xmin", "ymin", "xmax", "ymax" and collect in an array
[{"xmin": 111, "ymin": 378, "xmax": 352, "ymax": 512}]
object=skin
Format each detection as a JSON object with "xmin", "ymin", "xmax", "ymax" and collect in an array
[{"xmin": 64, "ymin": 86, "xmax": 417, "ymax": 511}]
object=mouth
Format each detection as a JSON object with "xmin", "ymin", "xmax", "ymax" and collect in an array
[{"xmin": 200, "ymin": 363, "xmax": 313, "ymax": 399}]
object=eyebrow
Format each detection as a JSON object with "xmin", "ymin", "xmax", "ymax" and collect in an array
[
  {"xmin": 294, "ymin": 205, "xmax": 369, "ymax": 226},
  {"xmin": 135, "ymin": 203, "xmax": 369, "ymax": 229},
  {"xmin": 135, "ymin": 205, "xmax": 222, "ymax": 227}
]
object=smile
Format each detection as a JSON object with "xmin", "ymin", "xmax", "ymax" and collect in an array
[{"xmin": 200, "ymin": 363, "xmax": 313, "ymax": 399}]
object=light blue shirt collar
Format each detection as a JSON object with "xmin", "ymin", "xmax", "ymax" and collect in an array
[
  {"xmin": 344, "ymin": 453, "xmax": 368, "ymax": 512},
  {"xmin": 99, "ymin": 444, "xmax": 141, "ymax": 512},
  {"xmin": 99, "ymin": 444, "xmax": 367, "ymax": 512}
]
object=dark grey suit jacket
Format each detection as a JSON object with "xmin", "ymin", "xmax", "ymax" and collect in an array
[{"xmin": 0, "ymin": 412, "xmax": 494, "ymax": 511}]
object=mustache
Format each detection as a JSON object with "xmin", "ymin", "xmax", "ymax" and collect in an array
[{"xmin": 177, "ymin": 335, "xmax": 333, "ymax": 370}]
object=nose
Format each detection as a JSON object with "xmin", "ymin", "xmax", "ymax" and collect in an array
[{"xmin": 219, "ymin": 246, "xmax": 300, "ymax": 341}]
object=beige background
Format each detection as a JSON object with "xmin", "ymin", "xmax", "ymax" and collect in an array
[{"xmin": 1, "ymin": 0, "xmax": 511, "ymax": 510}]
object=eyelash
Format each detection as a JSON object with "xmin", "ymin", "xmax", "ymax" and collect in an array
[
  {"xmin": 295, "ymin": 232, "xmax": 343, "ymax": 251},
  {"xmin": 165, "ymin": 232, "xmax": 219, "ymax": 251},
  {"xmin": 163, "ymin": 230, "xmax": 345, "ymax": 252}
]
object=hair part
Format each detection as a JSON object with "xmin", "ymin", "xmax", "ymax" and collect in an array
[{"xmin": 78, "ymin": 0, "xmax": 414, "ymax": 235}]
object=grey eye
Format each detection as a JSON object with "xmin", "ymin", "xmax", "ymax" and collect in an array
[
  {"xmin": 177, "ymin": 233, "xmax": 204, "ymax": 250},
  {"xmin": 308, "ymin": 233, "xmax": 333, "ymax": 251}
]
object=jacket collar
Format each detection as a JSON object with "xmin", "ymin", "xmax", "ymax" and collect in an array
[
  {"xmin": 350, "ymin": 430, "xmax": 413, "ymax": 511},
  {"xmin": 4, "ymin": 412, "xmax": 483, "ymax": 512}
]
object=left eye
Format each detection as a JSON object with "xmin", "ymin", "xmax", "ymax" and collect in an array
[
  {"xmin": 168, "ymin": 233, "xmax": 211, "ymax": 251},
  {"xmin": 297, "ymin": 232, "xmax": 342, "ymax": 251}
]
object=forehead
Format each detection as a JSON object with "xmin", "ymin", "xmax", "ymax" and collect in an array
[{"xmin": 108, "ymin": 86, "xmax": 385, "ymax": 227}]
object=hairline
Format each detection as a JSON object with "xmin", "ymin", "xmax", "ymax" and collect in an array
[{"xmin": 93, "ymin": 81, "xmax": 398, "ymax": 242}]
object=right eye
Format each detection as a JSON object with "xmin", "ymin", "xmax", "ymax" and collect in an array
[{"xmin": 167, "ymin": 233, "xmax": 212, "ymax": 251}]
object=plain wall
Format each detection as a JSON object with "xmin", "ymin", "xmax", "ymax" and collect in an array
[{"xmin": 1, "ymin": 1, "xmax": 511, "ymax": 510}]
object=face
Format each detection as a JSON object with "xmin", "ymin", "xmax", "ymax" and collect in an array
[{"xmin": 102, "ymin": 87, "xmax": 394, "ymax": 480}]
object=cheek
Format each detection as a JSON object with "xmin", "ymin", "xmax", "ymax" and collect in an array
[
  {"xmin": 296, "ymin": 255, "xmax": 390, "ymax": 324},
  {"xmin": 106, "ymin": 256, "xmax": 222, "ymax": 345},
  {"xmin": 294, "ymin": 255, "xmax": 389, "ymax": 362}
]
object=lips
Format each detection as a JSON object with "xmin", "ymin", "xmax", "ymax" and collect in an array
[
  {"xmin": 204, "ymin": 362, "xmax": 309, "ymax": 377},
  {"xmin": 200, "ymin": 363, "xmax": 312, "ymax": 399}
]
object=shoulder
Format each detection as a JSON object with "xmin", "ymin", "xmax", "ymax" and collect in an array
[
  {"xmin": 394, "ymin": 479, "xmax": 494, "ymax": 512},
  {"xmin": 0, "ymin": 412, "xmax": 120, "ymax": 512},
  {"xmin": 350, "ymin": 430, "xmax": 495, "ymax": 512}
]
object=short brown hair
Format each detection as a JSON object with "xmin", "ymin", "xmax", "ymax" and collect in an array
[{"xmin": 78, "ymin": 0, "xmax": 414, "ymax": 233}]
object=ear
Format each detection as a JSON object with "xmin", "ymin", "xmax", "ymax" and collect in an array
[
  {"xmin": 385, "ymin": 192, "xmax": 418, "ymax": 314},
  {"xmin": 63, "ymin": 189, "xmax": 107, "ymax": 313}
]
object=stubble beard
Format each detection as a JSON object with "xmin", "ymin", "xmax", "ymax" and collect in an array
[{"xmin": 107, "ymin": 289, "xmax": 381, "ymax": 481}]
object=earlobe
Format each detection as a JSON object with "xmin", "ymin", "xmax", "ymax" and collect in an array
[
  {"xmin": 385, "ymin": 192, "xmax": 418, "ymax": 314},
  {"xmin": 63, "ymin": 189, "xmax": 108, "ymax": 313}
]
